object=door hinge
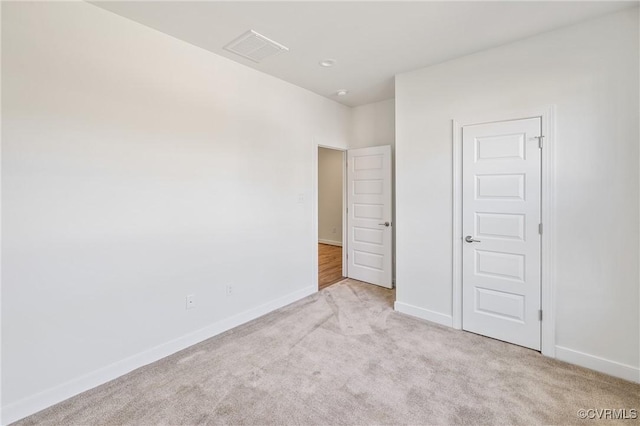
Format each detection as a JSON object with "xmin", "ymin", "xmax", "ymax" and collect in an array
[
  {"xmin": 536, "ymin": 135, "xmax": 544, "ymax": 148},
  {"xmin": 538, "ymin": 223, "xmax": 543, "ymax": 235},
  {"xmin": 538, "ymin": 310, "xmax": 543, "ymax": 321}
]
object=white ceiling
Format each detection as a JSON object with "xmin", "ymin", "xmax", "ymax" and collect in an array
[{"xmin": 92, "ymin": 1, "xmax": 637, "ymax": 107}]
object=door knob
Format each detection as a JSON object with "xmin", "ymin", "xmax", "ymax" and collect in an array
[
  {"xmin": 379, "ymin": 221, "xmax": 391, "ymax": 227},
  {"xmin": 465, "ymin": 235, "xmax": 481, "ymax": 243}
]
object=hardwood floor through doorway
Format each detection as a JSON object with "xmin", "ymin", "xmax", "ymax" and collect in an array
[{"xmin": 318, "ymin": 243, "xmax": 343, "ymax": 290}]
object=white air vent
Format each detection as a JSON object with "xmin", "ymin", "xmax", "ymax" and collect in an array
[{"xmin": 224, "ymin": 30, "xmax": 289, "ymax": 63}]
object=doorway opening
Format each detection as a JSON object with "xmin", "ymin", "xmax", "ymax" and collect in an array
[{"xmin": 317, "ymin": 147, "xmax": 346, "ymax": 290}]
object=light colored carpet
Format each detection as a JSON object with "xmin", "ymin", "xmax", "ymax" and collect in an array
[{"xmin": 16, "ymin": 279, "xmax": 640, "ymax": 425}]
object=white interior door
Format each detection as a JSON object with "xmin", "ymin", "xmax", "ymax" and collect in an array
[
  {"xmin": 462, "ymin": 117, "xmax": 542, "ymax": 350},
  {"xmin": 347, "ymin": 145, "xmax": 392, "ymax": 288}
]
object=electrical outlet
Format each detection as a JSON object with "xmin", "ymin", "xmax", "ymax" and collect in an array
[
  {"xmin": 226, "ymin": 284, "xmax": 233, "ymax": 297},
  {"xmin": 186, "ymin": 294, "xmax": 196, "ymax": 310},
  {"xmin": 332, "ymin": 227, "xmax": 337, "ymax": 234}
]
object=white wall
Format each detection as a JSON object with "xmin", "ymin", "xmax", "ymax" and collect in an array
[
  {"xmin": 1, "ymin": 2, "xmax": 351, "ymax": 422},
  {"xmin": 351, "ymin": 98, "xmax": 395, "ymax": 149},
  {"xmin": 395, "ymin": 8, "xmax": 639, "ymax": 381},
  {"xmin": 318, "ymin": 148, "xmax": 343, "ymax": 246}
]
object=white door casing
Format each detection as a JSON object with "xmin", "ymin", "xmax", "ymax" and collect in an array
[
  {"xmin": 347, "ymin": 146, "xmax": 393, "ymax": 288},
  {"xmin": 462, "ymin": 118, "xmax": 542, "ymax": 350}
]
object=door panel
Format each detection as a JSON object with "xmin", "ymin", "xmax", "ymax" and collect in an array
[
  {"xmin": 462, "ymin": 118, "xmax": 541, "ymax": 350},
  {"xmin": 347, "ymin": 146, "xmax": 392, "ymax": 288}
]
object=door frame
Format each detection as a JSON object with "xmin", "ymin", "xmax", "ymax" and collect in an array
[
  {"xmin": 312, "ymin": 142, "xmax": 348, "ymax": 290},
  {"xmin": 452, "ymin": 106, "xmax": 556, "ymax": 357}
]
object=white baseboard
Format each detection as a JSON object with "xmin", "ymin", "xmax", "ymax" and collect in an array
[
  {"xmin": 318, "ymin": 239, "xmax": 342, "ymax": 247},
  {"xmin": 555, "ymin": 345, "xmax": 640, "ymax": 383},
  {"xmin": 394, "ymin": 301, "xmax": 453, "ymax": 327},
  {"xmin": 2, "ymin": 285, "xmax": 317, "ymax": 425}
]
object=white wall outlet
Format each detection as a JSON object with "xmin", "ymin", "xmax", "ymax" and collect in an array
[
  {"xmin": 186, "ymin": 294, "xmax": 196, "ymax": 309},
  {"xmin": 226, "ymin": 284, "xmax": 233, "ymax": 297},
  {"xmin": 332, "ymin": 227, "xmax": 337, "ymax": 234}
]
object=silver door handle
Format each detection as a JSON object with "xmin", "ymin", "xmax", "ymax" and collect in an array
[
  {"xmin": 378, "ymin": 221, "xmax": 390, "ymax": 227},
  {"xmin": 465, "ymin": 235, "xmax": 481, "ymax": 243}
]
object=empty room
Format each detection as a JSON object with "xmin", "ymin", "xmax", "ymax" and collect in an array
[{"xmin": 2, "ymin": 1, "xmax": 639, "ymax": 424}]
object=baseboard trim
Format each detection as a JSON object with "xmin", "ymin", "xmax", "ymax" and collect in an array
[
  {"xmin": 394, "ymin": 301, "xmax": 453, "ymax": 327},
  {"xmin": 2, "ymin": 285, "xmax": 317, "ymax": 425},
  {"xmin": 318, "ymin": 239, "xmax": 342, "ymax": 247},
  {"xmin": 555, "ymin": 345, "xmax": 640, "ymax": 383}
]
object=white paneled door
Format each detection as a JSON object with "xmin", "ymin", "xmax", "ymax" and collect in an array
[
  {"xmin": 462, "ymin": 118, "xmax": 542, "ymax": 350},
  {"xmin": 347, "ymin": 146, "xmax": 393, "ymax": 288}
]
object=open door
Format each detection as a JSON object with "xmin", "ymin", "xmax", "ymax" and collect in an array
[{"xmin": 347, "ymin": 145, "xmax": 392, "ymax": 288}]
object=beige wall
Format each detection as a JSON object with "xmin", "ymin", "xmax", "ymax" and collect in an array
[{"xmin": 318, "ymin": 148, "xmax": 343, "ymax": 245}]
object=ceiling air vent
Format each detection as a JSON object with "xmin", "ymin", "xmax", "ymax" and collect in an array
[{"xmin": 224, "ymin": 30, "xmax": 289, "ymax": 63}]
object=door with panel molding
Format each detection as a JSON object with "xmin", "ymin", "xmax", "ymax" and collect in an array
[
  {"xmin": 462, "ymin": 118, "xmax": 542, "ymax": 350},
  {"xmin": 347, "ymin": 146, "xmax": 393, "ymax": 288}
]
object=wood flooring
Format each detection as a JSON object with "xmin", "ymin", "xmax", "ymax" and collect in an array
[{"xmin": 318, "ymin": 243, "xmax": 343, "ymax": 290}]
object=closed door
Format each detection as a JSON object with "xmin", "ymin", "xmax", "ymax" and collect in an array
[
  {"xmin": 347, "ymin": 145, "xmax": 392, "ymax": 288},
  {"xmin": 462, "ymin": 117, "xmax": 541, "ymax": 350}
]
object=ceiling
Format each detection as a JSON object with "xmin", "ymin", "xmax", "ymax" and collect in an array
[{"xmin": 92, "ymin": 1, "xmax": 637, "ymax": 107}]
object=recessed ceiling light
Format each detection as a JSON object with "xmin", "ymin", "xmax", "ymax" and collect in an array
[
  {"xmin": 336, "ymin": 89, "xmax": 348, "ymax": 96},
  {"xmin": 319, "ymin": 59, "xmax": 336, "ymax": 67}
]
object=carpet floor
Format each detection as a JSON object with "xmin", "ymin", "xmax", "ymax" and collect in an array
[{"xmin": 16, "ymin": 279, "xmax": 639, "ymax": 425}]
